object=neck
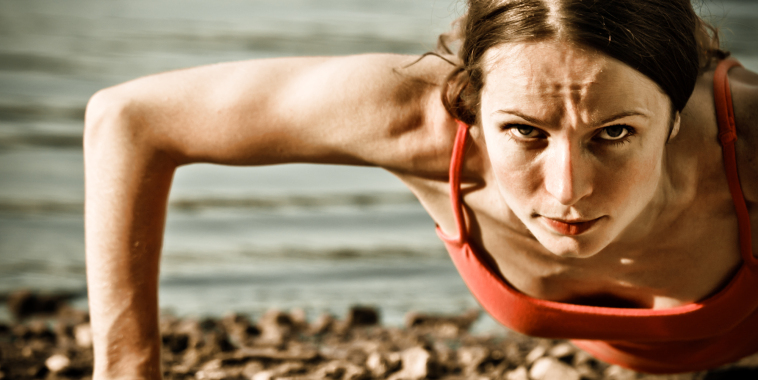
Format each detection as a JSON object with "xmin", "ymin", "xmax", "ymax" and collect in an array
[{"xmin": 614, "ymin": 148, "xmax": 687, "ymax": 250}]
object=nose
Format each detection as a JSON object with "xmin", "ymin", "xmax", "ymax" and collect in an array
[{"xmin": 544, "ymin": 140, "xmax": 593, "ymax": 206}]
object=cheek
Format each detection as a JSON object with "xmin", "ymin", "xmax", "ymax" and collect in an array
[
  {"xmin": 601, "ymin": 151, "xmax": 662, "ymax": 205},
  {"xmin": 489, "ymin": 148, "xmax": 542, "ymax": 204}
]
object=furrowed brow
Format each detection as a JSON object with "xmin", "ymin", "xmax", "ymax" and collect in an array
[
  {"xmin": 596, "ymin": 111, "xmax": 649, "ymax": 126},
  {"xmin": 496, "ymin": 109, "xmax": 649, "ymax": 127}
]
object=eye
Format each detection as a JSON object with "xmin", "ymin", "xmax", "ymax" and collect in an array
[
  {"xmin": 597, "ymin": 125, "xmax": 632, "ymax": 141},
  {"xmin": 508, "ymin": 124, "xmax": 542, "ymax": 139}
]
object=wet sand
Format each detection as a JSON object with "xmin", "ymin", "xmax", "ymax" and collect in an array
[{"xmin": 3, "ymin": 291, "xmax": 758, "ymax": 380}]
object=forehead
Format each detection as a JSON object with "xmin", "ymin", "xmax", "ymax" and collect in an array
[{"xmin": 480, "ymin": 41, "xmax": 669, "ymax": 121}]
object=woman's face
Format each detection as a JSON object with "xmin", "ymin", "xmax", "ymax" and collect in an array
[{"xmin": 479, "ymin": 40, "xmax": 678, "ymax": 258}]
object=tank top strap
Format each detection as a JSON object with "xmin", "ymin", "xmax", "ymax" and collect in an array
[
  {"xmin": 447, "ymin": 120, "xmax": 470, "ymax": 243},
  {"xmin": 713, "ymin": 58, "xmax": 756, "ymax": 264}
]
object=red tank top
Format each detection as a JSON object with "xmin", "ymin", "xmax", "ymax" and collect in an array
[{"xmin": 436, "ymin": 59, "xmax": 757, "ymax": 374}]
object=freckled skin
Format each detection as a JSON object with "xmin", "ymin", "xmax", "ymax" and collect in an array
[{"xmin": 479, "ymin": 40, "xmax": 680, "ymax": 258}]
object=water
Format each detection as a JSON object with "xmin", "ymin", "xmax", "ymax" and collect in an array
[{"xmin": 1, "ymin": 0, "xmax": 757, "ymax": 329}]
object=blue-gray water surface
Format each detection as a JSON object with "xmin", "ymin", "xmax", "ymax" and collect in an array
[{"xmin": 1, "ymin": 0, "xmax": 756, "ymax": 329}]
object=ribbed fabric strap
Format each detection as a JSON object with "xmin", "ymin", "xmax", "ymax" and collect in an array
[
  {"xmin": 448, "ymin": 120, "xmax": 470, "ymax": 243},
  {"xmin": 713, "ymin": 59, "xmax": 755, "ymax": 264}
]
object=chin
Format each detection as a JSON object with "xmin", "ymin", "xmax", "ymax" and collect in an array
[
  {"xmin": 546, "ymin": 243, "xmax": 602, "ymax": 258},
  {"xmin": 532, "ymin": 230, "xmax": 609, "ymax": 259}
]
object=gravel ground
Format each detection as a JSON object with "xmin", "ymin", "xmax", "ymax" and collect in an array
[{"xmin": 2, "ymin": 291, "xmax": 758, "ymax": 380}]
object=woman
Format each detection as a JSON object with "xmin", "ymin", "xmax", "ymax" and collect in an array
[{"xmin": 83, "ymin": 0, "xmax": 758, "ymax": 377}]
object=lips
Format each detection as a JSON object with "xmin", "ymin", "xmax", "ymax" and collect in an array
[{"xmin": 541, "ymin": 216, "xmax": 602, "ymax": 236}]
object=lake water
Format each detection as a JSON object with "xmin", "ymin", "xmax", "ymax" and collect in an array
[{"xmin": 1, "ymin": 0, "xmax": 757, "ymax": 329}]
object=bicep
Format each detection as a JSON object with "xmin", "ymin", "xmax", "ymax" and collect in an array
[{"xmin": 92, "ymin": 54, "xmax": 443, "ymax": 168}]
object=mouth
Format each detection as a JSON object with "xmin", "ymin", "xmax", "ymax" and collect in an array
[{"xmin": 539, "ymin": 216, "xmax": 603, "ymax": 236}]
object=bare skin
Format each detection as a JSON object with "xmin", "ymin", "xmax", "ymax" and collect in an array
[{"xmin": 84, "ymin": 44, "xmax": 758, "ymax": 377}]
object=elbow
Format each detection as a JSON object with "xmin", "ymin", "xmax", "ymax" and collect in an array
[
  {"xmin": 83, "ymin": 87, "xmax": 182, "ymax": 167},
  {"xmin": 83, "ymin": 88, "xmax": 136, "ymax": 156}
]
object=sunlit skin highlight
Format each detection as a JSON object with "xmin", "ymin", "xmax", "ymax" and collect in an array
[{"xmin": 479, "ymin": 40, "xmax": 681, "ymax": 258}]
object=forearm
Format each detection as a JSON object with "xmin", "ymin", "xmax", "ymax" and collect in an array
[{"xmin": 84, "ymin": 89, "xmax": 177, "ymax": 379}]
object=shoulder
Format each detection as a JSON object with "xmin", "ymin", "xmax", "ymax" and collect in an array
[
  {"xmin": 730, "ymin": 64, "xmax": 758, "ymax": 202},
  {"xmin": 676, "ymin": 61, "xmax": 758, "ymax": 203},
  {"xmin": 375, "ymin": 54, "xmax": 462, "ymax": 178},
  {"xmin": 730, "ymin": 64, "xmax": 758, "ymax": 144}
]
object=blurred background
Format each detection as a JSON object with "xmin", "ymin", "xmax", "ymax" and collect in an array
[{"xmin": 0, "ymin": 0, "xmax": 756, "ymax": 329}]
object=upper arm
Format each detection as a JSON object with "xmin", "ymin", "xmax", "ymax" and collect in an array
[{"xmin": 86, "ymin": 53, "xmax": 456, "ymax": 172}]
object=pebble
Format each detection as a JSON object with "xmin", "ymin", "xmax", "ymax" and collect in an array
[
  {"xmin": 547, "ymin": 342, "xmax": 575, "ymax": 359},
  {"xmin": 529, "ymin": 357, "xmax": 581, "ymax": 380},
  {"xmin": 388, "ymin": 347, "xmax": 433, "ymax": 380},
  {"xmin": 458, "ymin": 346, "xmax": 489, "ymax": 374},
  {"xmin": 525, "ymin": 345, "xmax": 548, "ymax": 365},
  {"xmin": 504, "ymin": 366, "xmax": 529, "ymax": 380},
  {"xmin": 345, "ymin": 306, "xmax": 379, "ymax": 328},
  {"xmin": 257, "ymin": 309, "xmax": 296, "ymax": 346},
  {"xmin": 604, "ymin": 365, "xmax": 638, "ymax": 380},
  {"xmin": 310, "ymin": 313, "xmax": 335, "ymax": 335},
  {"xmin": 366, "ymin": 352, "xmax": 391, "ymax": 377},
  {"xmin": 44, "ymin": 354, "xmax": 70, "ymax": 373}
]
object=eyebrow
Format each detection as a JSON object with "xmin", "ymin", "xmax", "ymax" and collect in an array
[{"xmin": 495, "ymin": 110, "xmax": 649, "ymax": 127}]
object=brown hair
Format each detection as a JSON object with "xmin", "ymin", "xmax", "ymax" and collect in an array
[{"xmin": 439, "ymin": 0, "xmax": 728, "ymax": 125}]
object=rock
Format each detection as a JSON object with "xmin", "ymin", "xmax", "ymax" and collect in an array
[
  {"xmin": 45, "ymin": 354, "xmax": 70, "ymax": 373},
  {"xmin": 366, "ymin": 352, "xmax": 387, "ymax": 377},
  {"xmin": 547, "ymin": 342, "xmax": 575, "ymax": 359},
  {"xmin": 504, "ymin": 366, "xmax": 529, "ymax": 380},
  {"xmin": 529, "ymin": 357, "xmax": 581, "ymax": 380},
  {"xmin": 310, "ymin": 313, "xmax": 335, "ymax": 335},
  {"xmin": 252, "ymin": 362, "xmax": 305, "ymax": 380},
  {"xmin": 386, "ymin": 352, "xmax": 402, "ymax": 370},
  {"xmin": 257, "ymin": 309, "xmax": 295, "ymax": 346},
  {"xmin": 55, "ymin": 305, "xmax": 89, "ymax": 325},
  {"xmin": 525, "ymin": 345, "xmax": 547, "ymax": 365},
  {"xmin": 241, "ymin": 361, "xmax": 265, "ymax": 379},
  {"xmin": 26, "ymin": 365, "xmax": 48, "ymax": 378},
  {"xmin": 194, "ymin": 368, "xmax": 228, "ymax": 380},
  {"xmin": 345, "ymin": 306, "xmax": 379, "ymax": 328},
  {"xmin": 404, "ymin": 309, "xmax": 480, "ymax": 337},
  {"xmin": 163, "ymin": 333, "xmax": 190, "ymax": 354},
  {"xmin": 221, "ymin": 313, "xmax": 259, "ymax": 347},
  {"xmin": 457, "ymin": 346, "xmax": 489, "ymax": 374},
  {"xmin": 604, "ymin": 365, "xmax": 637, "ymax": 380},
  {"xmin": 52, "ymin": 321, "xmax": 73, "ymax": 344},
  {"xmin": 575, "ymin": 363, "xmax": 602, "ymax": 380},
  {"xmin": 342, "ymin": 362, "xmax": 369, "ymax": 380},
  {"xmin": 366, "ymin": 352, "xmax": 401, "ymax": 378},
  {"xmin": 388, "ymin": 347, "xmax": 434, "ymax": 380},
  {"xmin": 199, "ymin": 358, "xmax": 222, "ymax": 371},
  {"xmin": 289, "ymin": 308, "xmax": 308, "ymax": 330},
  {"xmin": 315, "ymin": 360, "xmax": 368, "ymax": 380},
  {"xmin": 572, "ymin": 349, "xmax": 595, "ymax": 366},
  {"xmin": 204, "ymin": 331, "xmax": 235, "ymax": 353},
  {"xmin": 235, "ymin": 346, "xmax": 320, "ymax": 361},
  {"xmin": 7, "ymin": 290, "xmax": 71, "ymax": 320},
  {"xmin": 315, "ymin": 361, "xmax": 346, "ymax": 380},
  {"xmin": 174, "ymin": 318, "xmax": 206, "ymax": 352},
  {"xmin": 195, "ymin": 359, "xmax": 236, "ymax": 380},
  {"xmin": 7, "ymin": 290, "xmax": 37, "ymax": 320}
]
